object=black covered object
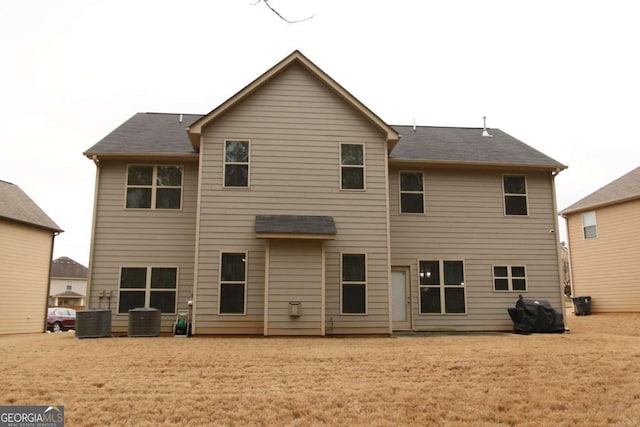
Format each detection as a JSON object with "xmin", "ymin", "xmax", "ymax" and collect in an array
[{"xmin": 508, "ymin": 296, "xmax": 565, "ymax": 334}]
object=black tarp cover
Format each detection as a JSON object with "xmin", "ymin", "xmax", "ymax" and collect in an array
[{"xmin": 508, "ymin": 296, "xmax": 565, "ymax": 334}]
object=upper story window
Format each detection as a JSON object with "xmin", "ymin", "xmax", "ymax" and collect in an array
[
  {"xmin": 582, "ymin": 211, "xmax": 598, "ymax": 239},
  {"xmin": 400, "ymin": 172, "xmax": 425, "ymax": 213},
  {"xmin": 126, "ymin": 165, "xmax": 183, "ymax": 209},
  {"xmin": 224, "ymin": 140, "xmax": 250, "ymax": 188},
  {"xmin": 503, "ymin": 175, "xmax": 528, "ymax": 216},
  {"xmin": 340, "ymin": 143, "xmax": 365, "ymax": 190}
]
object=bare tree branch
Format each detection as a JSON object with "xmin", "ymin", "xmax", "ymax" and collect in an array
[{"xmin": 252, "ymin": 0, "xmax": 314, "ymax": 24}]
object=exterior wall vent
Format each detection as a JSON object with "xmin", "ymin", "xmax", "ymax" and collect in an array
[
  {"xmin": 75, "ymin": 309, "xmax": 112, "ymax": 338},
  {"xmin": 128, "ymin": 308, "xmax": 161, "ymax": 337}
]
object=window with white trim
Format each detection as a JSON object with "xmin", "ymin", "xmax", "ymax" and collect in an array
[
  {"xmin": 400, "ymin": 172, "xmax": 425, "ymax": 213},
  {"xmin": 493, "ymin": 265, "xmax": 527, "ymax": 291},
  {"xmin": 503, "ymin": 175, "xmax": 528, "ymax": 216},
  {"xmin": 582, "ymin": 211, "xmax": 598, "ymax": 239},
  {"xmin": 419, "ymin": 260, "xmax": 466, "ymax": 314},
  {"xmin": 118, "ymin": 267, "xmax": 177, "ymax": 314},
  {"xmin": 219, "ymin": 253, "xmax": 247, "ymax": 314},
  {"xmin": 341, "ymin": 254, "xmax": 366, "ymax": 314},
  {"xmin": 340, "ymin": 143, "xmax": 365, "ymax": 190},
  {"xmin": 126, "ymin": 165, "xmax": 183, "ymax": 209},
  {"xmin": 224, "ymin": 140, "xmax": 250, "ymax": 187}
]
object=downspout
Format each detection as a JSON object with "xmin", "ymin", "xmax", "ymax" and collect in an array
[
  {"xmin": 384, "ymin": 141, "xmax": 393, "ymax": 335},
  {"xmin": 85, "ymin": 156, "xmax": 100, "ymax": 310},
  {"xmin": 191, "ymin": 138, "xmax": 205, "ymax": 335},
  {"xmin": 551, "ymin": 169, "xmax": 566, "ymax": 326},
  {"xmin": 43, "ymin": 231, "xmax": 60, "ymax": 332}
]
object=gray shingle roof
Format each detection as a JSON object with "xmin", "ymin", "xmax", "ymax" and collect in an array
[
  {"xmin": 561, "ymin": 165, "xmax": 640, "ymax": 215},
  {"xmin": 51, "ymin": 256, "xmax": 88, "ymax": 279},
  {"xmin": 255, "ymin": 215, "xmax": 337, "ymax": 235},
  {"xmin": 0, "ymin": 180, "xmax": 62, "ymax": 232},
  {"xmin": 389, "ymin": 126, "xmax": 566, "ymax": 169},
  {"xmin": 53, "ymin": 290, "xmax": 84, "ymax": 298},
  {"xmin": 85, "ymin": 114, "xmax": 565, "ymax": 171},
  {"xmin": 84, "ymin": 113, "xmax": 203, "ymax": 155}
]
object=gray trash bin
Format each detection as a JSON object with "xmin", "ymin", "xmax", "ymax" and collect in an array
[{"xmin": 572, "ymin": 296, "xmax": 592, "ymax": 316}]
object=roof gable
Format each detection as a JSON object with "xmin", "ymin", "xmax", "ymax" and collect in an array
[
  {"xmin": 389, "ymin": 126, "xmax": 566, "ymax": 170},
  {"xmin": 561, "ymin": 165, "xmax": 640, "ymax": 215},
  {"xmin": 0, "ymin": 180, "xmax": 62, "ymax": 232},
  {"xmin": 187, "ymin": 50, "xmax": 400, "ymax": 150}
]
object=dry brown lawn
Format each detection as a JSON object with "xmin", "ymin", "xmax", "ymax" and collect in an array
[{"xmin": 1, "ymin": 312, "xmax": 640, "ymax": 426}]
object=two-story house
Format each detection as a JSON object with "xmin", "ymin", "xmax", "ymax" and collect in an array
[
  {"xmin": 84, "ymin": 51, "xmax": 566, "ymax": 335},
  {"xmin": 561, "ymin": 165, "xmax": 640, "ymax": 313}
]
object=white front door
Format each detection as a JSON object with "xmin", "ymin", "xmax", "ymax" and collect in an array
[{"xmin": 391, "ymin": 269, "xmax": 411, "ymax": 330}]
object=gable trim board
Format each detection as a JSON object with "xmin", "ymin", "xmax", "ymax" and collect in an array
[{"xmin": 84, "ymin": 50, "xmax": 567, "ymax": 335}]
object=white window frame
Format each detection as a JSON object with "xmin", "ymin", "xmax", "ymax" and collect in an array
[
  {"xmin": 124, "ymin": 164, "xmax": 183, "ymax": 210},
  {"xmin": 492, "ymin": 265, "xmax": 528, "ymax": 292},
  {"xmin": 218, "ymin": 251, "xmax": 248, "ymax": 315},
  {"xmin": 418, "ymin": 259, "xmax": 467, "ymax": 315},
  {"xmin": 339, "ymin": 143, "xmax": 366, "ymax": 191},
  {"xmin": 117, "ymin": 266, "xmax": 178, "ymax": 314},
  {"xmin": 340, "ymin": 253, "xmax": 368, "ymax": 315},
  {"xmin": 223, "ymin": 140, "xmax": 251, "ymax": 188},
  {"xmin": 399, "ymin": 171, "xmax": 425, "ymax": 214},
  {"xmin": 582, "ymin": 211, "xmax": 598, "ymax": 239},
  {"xmin": 502, "ymin": 174, "xmax": 529, "ymax": 216}
]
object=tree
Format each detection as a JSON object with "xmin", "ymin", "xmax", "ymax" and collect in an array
[{"xmin": 252, "ymin": 0, "xmax": 314, "ymax": 24}]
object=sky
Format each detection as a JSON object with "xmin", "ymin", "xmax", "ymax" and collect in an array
[{"xmin": 1, "ymin": 0, "xmax": 639, "ymax": 267}]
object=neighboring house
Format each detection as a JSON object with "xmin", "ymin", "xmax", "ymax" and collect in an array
[
  {"xmin": 561, "ymin": 165, "xmax": 640, "ymax": 313},
  {"xmin": 559, "ymin": 243, "xmax": 571, "ymax": 296},
  {"xmin": 50, "ymin": 256, "xmax": 88, "ymax": 309},
  {"xmin": 0, "ymin": 180, "xmax": 63, "ymax": 334},
  {"xmin": 84, "ymin": 50, "xmax": 567, "ymax": 335}
]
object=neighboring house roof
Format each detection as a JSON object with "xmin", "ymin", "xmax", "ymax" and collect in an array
[
  {"xmin": 51, "ymin": 256, "xmax": 88, "ymax": 279},
  {"xmin": 255, "ymin": 215, "xmax": 337, "ymax": 239},
  {"xmin": 187, "ymin": 50, "xmax": 401, "ymax": 151},
  {"xmin": 561, "ymin": 165, "xmax": 640, "ymax": 215},
  {"xmin": 389, "ymin": 126, "xmax": 566, "ymax": 170},
  {"xmin": 53, "ymin": 290, "xmax": 84, "ymax": 298},
  {"xmin": 0, "ymin": 180, "xmax": 62, "ymax": 232},
  {"xmin": 84, "ymin": 113, "xmax": 202, "ymax": 158}
]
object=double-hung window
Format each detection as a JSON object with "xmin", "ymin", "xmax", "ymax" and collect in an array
[
  {"xmin": 419, "ymin": 260, "xmax": 466, "ymax": 314},
  {"xmin": 340, "ymin": 143, "xmax": 365, "ymax": 190},
  {"xmin": 224, "ymin": 140, "xmax": 250, "ymax": 187},
  {"xmin": 341, "ymin": 254, "xmax": 367, "ymax": 314},
  {"xmin": 400, "ymin": 172, "xmax": 425, "ymax": 213},
  {"xmin": 493, "ymin": 266, "xmax": 527, "ymax": 291},
  {"xmin": 118, "ymin": 267, "xmax": 177, "ymax": 314},
  {"xmin": 503, "ymin": 175, "xmax": 528, "ymax": 216},
  {"xmin": 126, "ymin": 165, "xmax": 183, "ymax": 209},
  {"xmin": 219, "ymin": 253, "xmax": 247, "ymax": 314},
  {"xmin": 582, "ymin": 211, "xmax": 598, "ymax": 239}
]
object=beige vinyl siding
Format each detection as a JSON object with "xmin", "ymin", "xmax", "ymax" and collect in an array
[
  {"xmin": 88, "ymin": 160, "xmax": 198, "ymax": 333},
  {"xmin": 0, "ymin": 220, "xmax": 53, "ymax": 334},
  {"xmin": 389, "ymin": 167, "xmax": 562, "ymax": 331},
  {"xmin": 267, "ymin": 240, "xmax": 322, "ymax": 335},
  {"xmin": 195, "ymin": 63, "xmax": 390, "ymax": 335},
  {"xmin": 566, "ymin": 198, "xmax": 640, "ymax": 312}
]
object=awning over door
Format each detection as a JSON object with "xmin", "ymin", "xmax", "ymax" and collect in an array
[{"xmin": 255, "ymin": 215, "xmax": 336, "ymax": 240}]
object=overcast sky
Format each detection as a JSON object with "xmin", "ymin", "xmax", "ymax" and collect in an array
[{"xmin": 1, "ymin": 0, "xmax": 638, "ymax": 266}]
